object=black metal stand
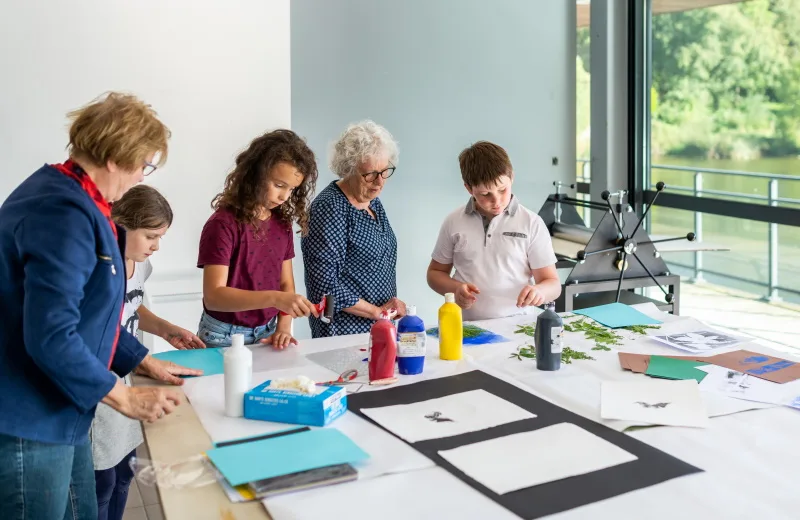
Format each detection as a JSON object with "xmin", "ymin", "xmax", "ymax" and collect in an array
[{"xmin": 540, "ymin": 182, "xmax": 693, "ymax": 315}]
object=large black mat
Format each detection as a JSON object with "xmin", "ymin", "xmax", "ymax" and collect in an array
[{"xmin": 347, "ymin": 370, "xmax": 702, "ymax": 519}]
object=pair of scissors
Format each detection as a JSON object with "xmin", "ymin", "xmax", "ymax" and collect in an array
[{"xmin": 317, "ymin": 369, "xmax": 360, "ymax": 386}]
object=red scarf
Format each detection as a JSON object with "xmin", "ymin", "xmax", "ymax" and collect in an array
[{"xmin": 52, "ymin": 159, "xmax": 121, "ymax": 367}]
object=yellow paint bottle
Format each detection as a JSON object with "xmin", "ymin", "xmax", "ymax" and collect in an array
[{"xmin": 438, "ymin": 292, "xmax": 463, "ymax": 360}]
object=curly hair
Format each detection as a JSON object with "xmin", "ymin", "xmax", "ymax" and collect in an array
[
  {"xmin": 329, "ymin": 120, "xmax": 399, "ymax": 178},
  {"xmin": 212, "ymin": 130, "xmax": 318, "ymax": 235}
]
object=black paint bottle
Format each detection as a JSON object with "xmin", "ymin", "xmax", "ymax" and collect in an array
[{"xmin": 535, "ymin": 303, "xmax": 564, "ymax": 371}]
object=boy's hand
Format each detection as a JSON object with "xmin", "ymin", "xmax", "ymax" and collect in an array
[
  {"xmin": 163, "ymin": 324, "xmax": 206, "ymax": 350},
  {"xmin": 455, "ymin": 283, "xmax": 480, "ymax": 309},
  {"xmin": 274, "ymin": 293, "xmax": 320, "ymax": 318},
  {"xmin": 517, "ymin": 285, "xmax": 545, "ymax": 308},
  {"xmin": 381, "ymin": 297, "xmax": 407, "ymax": 318},
  {"xmin": 261, "ymin": 328, "xmax": 297, "ymax": 350}
]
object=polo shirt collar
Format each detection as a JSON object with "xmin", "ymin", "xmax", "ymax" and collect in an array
[{"xmin": 465, "ymin": 194, "xmax": 519, "ymax": 217}]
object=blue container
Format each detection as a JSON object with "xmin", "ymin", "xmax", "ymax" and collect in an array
[{"xmin": 396, "ymin": 306, "xmax": 426, "ymax": 375}]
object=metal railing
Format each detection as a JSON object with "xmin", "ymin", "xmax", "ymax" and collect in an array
[{"xmin": 574, "ymin": 159, "xmax": 800, "ymax": 301}]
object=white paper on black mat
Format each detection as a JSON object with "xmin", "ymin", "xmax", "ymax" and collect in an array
[
  {"xmin": 264, "ymin": 467, "xmax": 519, "ymax": 520},
  {"xmin": 360, "ymin": 389, "xmax": 535, "ymax": 443},
  {"xmin": 601, "ymin": 379, "xmax": 709, "ymax": 428},
  {"xmin": 438, "ymin": 423, "xmax": 638, "ymax": 495}
]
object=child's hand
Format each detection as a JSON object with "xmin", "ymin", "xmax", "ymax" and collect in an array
[
  {"xmin": 455, "ymin": 283, "xmax": 480, "ymax": 309},
  {"xmin": 275, "ymin": 293, "xmax": 320, "ymax": 318},
  {"xmin": 517, "ymin": 285, "xmax": 545, "ymax": 307},
  {"xmin": 261, "ymin": 330, "xmax": 298, "ymax": 350},
  {"xmin": 163, "ymin": 325, "xmax": 206, "ymax": 350}
]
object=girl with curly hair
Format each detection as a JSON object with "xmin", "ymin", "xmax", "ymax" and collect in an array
[{"xmin": 197, "ymin": 130, "xmax": 319, "ymax": 348}]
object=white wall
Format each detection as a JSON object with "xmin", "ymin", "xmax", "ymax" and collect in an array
[
  {"xmin": 291, "ymin": 0, "xmax": 576, "ymax": 332},
  {"xmin": 0, "ymin": 0, "xmax": 290, "ymax": 351}
]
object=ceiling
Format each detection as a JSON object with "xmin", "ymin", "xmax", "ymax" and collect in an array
[{"xmin": 577, "ymin": 0, "xmax": 749, "ymax": 28}]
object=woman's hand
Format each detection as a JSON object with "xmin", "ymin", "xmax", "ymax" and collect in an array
[
  {"xmin": 103, "ymin": 381, "xmax": 182, "ymax": 423},
  {"xmin": 260, "ymin": 325, "xmax": 298, "ymax": 350},
  {"xmin": 135, "ymin": 355, "xmax": 203, "ymax": 386},
  {"xmin": 162, "ymin": 324, "xmax": 206, "ymax": 350},
  {"xmin": 380, "ymin": 297, "xmax": 407, "ymax": 318}
]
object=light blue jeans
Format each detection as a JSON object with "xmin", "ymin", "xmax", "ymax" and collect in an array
[
  {"xmin": 197, "ymin": 312, "xmax": 277, "ymax": 348},
  {"xmin": 0, "ymin": 433, "xmax": 96, "ymax": 520}
]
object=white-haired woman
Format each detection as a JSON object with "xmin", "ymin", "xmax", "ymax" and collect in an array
[{"xmin": 301, "ymin": 121, "xmax": 407, "ymax": 337}]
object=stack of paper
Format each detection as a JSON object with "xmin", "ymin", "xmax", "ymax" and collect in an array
[
  {"xmin": 206, "ymin": 428, "xmax": 369, "ymax": 488},
  {"xmin": 697, "ymin": 365, "xmax": 800, "ymax": 406}
]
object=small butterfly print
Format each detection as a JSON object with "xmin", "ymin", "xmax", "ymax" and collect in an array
[
  {"xmin": 424, "ymin": 411, "xmax": 454, "ymax": 423},
  {"xmin": 635, "ymin": 401, "xmax": 670, "ymax": 409}
]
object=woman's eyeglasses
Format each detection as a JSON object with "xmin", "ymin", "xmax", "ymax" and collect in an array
[
  {"xmin": 144, "ymin": 152, "xmax": 162, "ymax": 177},
  {"xmin": 361, "ymin": 164, "xmax": 396, "ymax": 183},
  {"xmin": 143, "ymin": 162, "xmax": 158, "ymax": 177}
]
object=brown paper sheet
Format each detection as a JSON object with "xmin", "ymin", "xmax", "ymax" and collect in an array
[
  {"xmin": 618, "ymin": 353, "xmax": 709, "ymax": 375},
  {"xmin": 619, "ymin": 350, "xmax": 800, "ymax": 384},
  {"xmin": 702, "ymin": 350, "xmax": 800, "ymax": 384}
]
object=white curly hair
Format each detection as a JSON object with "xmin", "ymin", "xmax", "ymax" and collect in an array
[{"xmin": 329, "ymin": 120, "xmax": 399, "ymax": 179}]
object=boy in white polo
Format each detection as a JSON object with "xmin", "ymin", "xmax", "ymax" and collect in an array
[{"xmin": 427, "ymin": 141, "xmax": 561, "ymax": 320}]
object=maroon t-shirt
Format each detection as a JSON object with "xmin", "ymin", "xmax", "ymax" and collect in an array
[{"xmin": 197, "ymin": 208, "xmax": 295, "ymax": 328}]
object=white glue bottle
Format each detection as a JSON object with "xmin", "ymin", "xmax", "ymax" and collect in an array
[{"xmin": 224, "ymin": 333, "xmax": 252, "ymax": 417}]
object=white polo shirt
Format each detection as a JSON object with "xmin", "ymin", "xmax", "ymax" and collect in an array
[{"xmin": 431, "ymin": 195, "xmax": 557, "ymax": 321}]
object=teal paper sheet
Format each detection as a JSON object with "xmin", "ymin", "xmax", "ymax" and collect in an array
[
  {"xmin": 207, "ymin": 428, "xmax": 369, "ymax": 486},
  {"xmin": 574, "ymin": 303, "xmax": 662, "ymax": 329},
  {"xmin": 152, "ymin": 348, "xmax": 225, "ymax": 377}
]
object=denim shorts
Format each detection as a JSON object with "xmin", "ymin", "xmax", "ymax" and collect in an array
[{"xmin": 197, "ymin": 312, "xmax": 277, "ymax": 348}]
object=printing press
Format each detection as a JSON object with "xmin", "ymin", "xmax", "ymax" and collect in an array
[{"xmin": 538, "ymin": 181, "xmax": 696, "ymax": 314}]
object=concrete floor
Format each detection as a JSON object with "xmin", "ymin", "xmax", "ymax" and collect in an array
[
  {"xmin": 652, "ymin": 281, "xmax": 800, "ymax": 355},
  {"xmin": 123, "ymin": 443, "xmax": 163, "ymax": 520}
]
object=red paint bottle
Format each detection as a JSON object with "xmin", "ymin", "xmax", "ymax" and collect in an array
[{"xmin": 368, "ymin": 311, "xmax": 397, "ymax": 381}]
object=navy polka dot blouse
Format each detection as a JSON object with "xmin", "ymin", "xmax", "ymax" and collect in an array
[{"xmin": 301, "ymin": 181, "xmax": 398, "ymax": 337}]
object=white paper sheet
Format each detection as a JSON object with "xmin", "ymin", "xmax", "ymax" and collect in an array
[
  {"xmin": 264, "ymin": 467, "xmax": 519, "ymax": 520},
  {"xmin": 601, "ymin": 380, "xmax": 709, "ymax": 428},
  {"xmin": 438, "ymin": 423, "xmax": 637, "ymax": 495},
  {"xmin": 360, "ymin": 389, "xmax": 536, "ymax": 443},
  {"xmin": 182, "ymin": 367, "xmax": 434, "ymax": 481},
  {"xmin": 697, "ymin": 365, "xmax": 800, "ymax": 406},
  {"xmin": 650, "ymin": 330, "xmax": 745, "ymax": 354},
  {"xmin": 182, "ymin": 365, "xmax": 340, "ymax": 444}
]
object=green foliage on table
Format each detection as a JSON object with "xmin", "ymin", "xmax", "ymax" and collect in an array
[
  {"xmin": 509, "ymin": 345, "xmax": 595, "ymax": 364},
  {"xmin": 563, "ymin": 318, "xmax": 623, "ymax": 348},
  {"xmin": 426, "ymin": 324, "xmax": 491, "ymax": 339},
  {"xmin": 622, "ymin": 324, "xmax": 661, "ymax": 335}
]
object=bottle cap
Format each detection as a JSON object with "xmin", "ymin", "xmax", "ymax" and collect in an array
[
  {"xmin": 231, "ymin": 333, "xmax": 245, "ymax": 348},
  {"xmin": 444, "ymin": 293, "xmax": 455, "ymax": 303},
  {"xmin": 406, "ymin": 305, "xmax": 417, "ymax": 316}
]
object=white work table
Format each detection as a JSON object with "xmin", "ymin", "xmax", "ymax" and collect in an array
[{"xmin": 138, "ymin": 305, "xmax": 800, "ymax": 519}]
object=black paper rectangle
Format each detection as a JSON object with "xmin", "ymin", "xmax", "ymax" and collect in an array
[{"xmin": 347, "ymin": 370, "xmax": 702, "ymax": 519}]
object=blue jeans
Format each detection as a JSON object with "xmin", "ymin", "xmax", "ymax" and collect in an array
[
  {"xmin": 95, "ymin": 450, "xmax": 135, "ymax": 520},
  {"xmin": 197, "ymin": 312, "xmax": 277, "ymax": 348},
  {"xmin": 0, "ymin": 433, "xmax": 96, "ymax": 520}
]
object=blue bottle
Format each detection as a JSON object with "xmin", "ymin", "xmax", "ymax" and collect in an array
[{"xmin": 396, "ymin": 306, "xmax": 426, "ymax": 375}]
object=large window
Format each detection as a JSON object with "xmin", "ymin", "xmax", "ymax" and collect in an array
[{"xmin": 642, "ymin": 0, "xmax": 800, "ymax": 304}]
